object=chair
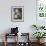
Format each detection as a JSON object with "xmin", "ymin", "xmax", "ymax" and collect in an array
[
  {"xmin": 4, "ymin": 27, "xmax": 19, "ymax": 46},
  {"xmin": 18, "ymin": 33, "xmax": 30, "ymax": 46}
]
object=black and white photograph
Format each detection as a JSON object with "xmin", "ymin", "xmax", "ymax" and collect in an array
[{"xmin": 11, "ymin": 6, "xmax": 24, "ymax": 22}]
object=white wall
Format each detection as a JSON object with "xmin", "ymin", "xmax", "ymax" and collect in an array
[{"xmin": 0, "ymin": 0, "xmax": 36, "ymax": 42}]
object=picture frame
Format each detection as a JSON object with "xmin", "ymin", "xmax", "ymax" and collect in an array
[
  {"xmin": 36, "ymin": 0, "xmax": 46, "ymax": 26},
  {"xmin": 36, "ymin": 0, "xmax": 46, "ymax": 19},
  {"xmin": 11, "ymin": 6, "xmax": 24, "ymax": 22}
]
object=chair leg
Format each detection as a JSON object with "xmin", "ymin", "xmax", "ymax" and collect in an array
[
  {"xmin": 4, "ymin": 33, "xmax": 7, "ymax": 46},
  {"xmin": 4, "ymin": 41, "xmax": 7, "ymax": 46}
]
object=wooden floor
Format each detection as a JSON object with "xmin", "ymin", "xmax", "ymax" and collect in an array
[{"xmin": 0, "ymin": 42, "xmax": 46, "ymax": 46}]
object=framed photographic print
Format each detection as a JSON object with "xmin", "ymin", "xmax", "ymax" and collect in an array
[
  {"xmin": 11, "ymin": 6, "xmax": 24, "ymax": 22},
  {"xmin": 37, "ymin": 0, "xmax": 46, "ymax": 19},
  {"xmin": 36, "ymin": 0, "xmax": 46, "ymax": 26}
]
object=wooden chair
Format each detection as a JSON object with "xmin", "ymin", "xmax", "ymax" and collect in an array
[
  {"xmin": 4, "ymin": 33, "xmax": 18, "ymax": 46},
  {"xmin": 19, "ymin": 33, "xmax": 30, "ymax": 46}
]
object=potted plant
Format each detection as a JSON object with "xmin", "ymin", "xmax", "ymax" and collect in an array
[{"xmin": 33, "ymin": 32, "xmax": 46, "ymax": 43}]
